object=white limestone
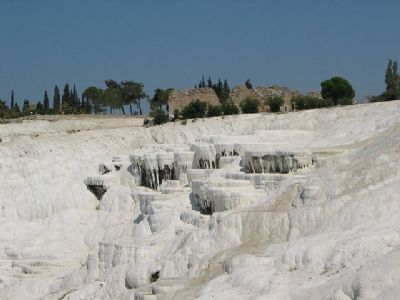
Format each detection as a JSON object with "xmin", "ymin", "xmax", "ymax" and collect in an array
[{"xmin": 0, "ymin": 101, "xmax": 400, "ymax": 300}]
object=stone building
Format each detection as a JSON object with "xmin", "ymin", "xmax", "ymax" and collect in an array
[{"xmin": 167, "ymin": 87, "xmax": 220, "ymax": 113}]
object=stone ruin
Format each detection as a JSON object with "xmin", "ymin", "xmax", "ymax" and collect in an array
[
  {"xmin": 168, "ymin": 85, "xmax": 321, "ymax": 113},
  {"xmin": 167, "ymin": 87, "xmax": 220, "ymax": 113}
]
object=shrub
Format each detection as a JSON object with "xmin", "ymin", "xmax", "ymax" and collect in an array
[
  {"xmin": 150, "ymin": 108, "xmax": 169, "ymax": 125},
  {"xmin": 292, "ymin": 95, "xmax": 332, "ymax": 110},
  {"xmin": 181, "ymin": 99, "xmax": 207, "ymax": 119},
  {"xmin": 221, "ymin": 101, "xmax": 239, "ymax": 115},
  {"xmin": 240, "ymin": 97, "xmax": 260, "ymax": 114},
  {"xmin": 266, "ymin": 96, "xmax": 284, "ymax": 112},
  {"xmin": 207, "ymin": 104, "xmax": 223, "ymax": 117}
]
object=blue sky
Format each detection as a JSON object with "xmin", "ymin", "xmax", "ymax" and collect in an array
[{"xmin": 0, "ymin": 0, "xmax": 399, "ymax": 107}]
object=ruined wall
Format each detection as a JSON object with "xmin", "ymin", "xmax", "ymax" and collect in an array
[
  {"xmin": 168, "ymin": 87, "xmax": 220, "ymax": 113},
  {"xmin": 229, "ymin": 85, "xmax": 300, "ymax": 112},
  {"xmin": 169, "ymin": 85, "xmax": 321, "ymax": 113}
]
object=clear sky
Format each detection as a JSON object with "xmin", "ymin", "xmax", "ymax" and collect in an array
[{"xmin": 1, "ymin": 0, "xmax": 399, "ymax": 107}]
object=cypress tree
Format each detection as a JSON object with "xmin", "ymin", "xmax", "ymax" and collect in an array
[
  {"xmin": 53, "ymin": 85, "xmax": 61, "ymax": 113},
  {"xmin": 207, "ymin": 76, "xmax": 212, "ymax": 88},
  {"xmin": 11, "ymin": 90, "xmax": 14, "ymax": 108},
  {"xmin": 221, "ymin": 79, "xmax": 230, "ymax": 103},
  {"xmin": 43, "ymin": 90, "xmax": 49, "ymax": 113},
  {"xmin": 62, "ymin": 83, "xmax": 71, "ymax": 113},
  {"xmin": 245, "ymin": 79, "xmax": 253, "ymax": 89},
  {"xmin": 385, "ymin": 59, "xmax": 394, "ymax": 91}
]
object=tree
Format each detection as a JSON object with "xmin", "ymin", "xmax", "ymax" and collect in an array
[
  {"xmin": 130, "ymin": 81, "xmax": 147, "ymax": 115},
  {"xmin": 22, "ymin": 99, "xmax": 31, "ymax": 115},
  {"xmin": 220, "ymin": 79, "xmax": 230, "ymax": 103},
  {"xmin": 83, "ymin": 86, "xmax": 104, "ymax": 114},
  {"xmin": 0, "ymin": 100, "xmax": 9, "ymax": 118},
  {"xmin": 320, "ymin": 76, "xmax": 355, "ymax": 106},
  {"xmin": 198, "ymin": 76, "xmax": 206, "ymax": 88},
  {"xmin": 102, "ymin": 87, "xmax": 122, "ymax": 114},
  {"xmin": 245, "ymin": 79, "xmax": 253, "ymax": 89},
  {"xmin": 62, "ymin": 83, "xmax": 72, "ymax": 113},
  {"xmin": 207, "ymin": 76, "xmax": 212, "ymax": 88},
  {"xmin": 36, "ymin": 101, "xmax": 45, "ymax": 114},
  {"xmin": 267, "ymin": 96, "xmax": 284, "ymax": 112},
  {"xmin": 71, "ymin": 85, "xmax": 79, "ymax": 110},
  {"xmin": 120, "ymin": 81, "xmax": 147, "ymax": 115},
  {"xmin": 240, "ymin": 96, "xmax": 260, "ymax": 113},
  {"xmin": 53, "ymin": 85, "xmax": 61, "ymax": 113},
  {"xmin": 11, "ymin": 90, "xmax": 15, "ymax": 108},
  {"xmin": 383, "ymin": 59, "xmax": 400, "ymax": 100},
  {"xmin": 150, "ymin": 88, "xmax": 174, "ymax": 111},
  {"xmin": 43, "ymin": 91, "xmax": 49, "ymax": 113},
  {"xmin": 181, "ymin": 99, "xmax": 207, "ymax": 119}
]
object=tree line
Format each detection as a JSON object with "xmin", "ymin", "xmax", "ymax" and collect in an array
[
  {"xmin": 0, "ymin": 80, "xmax": 147, "ymax": 119},
  {"xmin": 1, "ymin": 59, "xmax": 399, "ymax": 120}
]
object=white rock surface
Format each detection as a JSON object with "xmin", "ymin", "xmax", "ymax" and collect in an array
[{"xmin": 0, "ymin": 102, "xmax": 400, "ymax": 299}]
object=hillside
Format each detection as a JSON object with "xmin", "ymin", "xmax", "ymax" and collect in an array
[{"xmin": 0, "ymin": 101, "xmax": 399, "ymax": 300}]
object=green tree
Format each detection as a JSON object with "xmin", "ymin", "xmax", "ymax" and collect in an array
[
  {"xmin": 36, "ymin": 101, "xmax": 45, "ymax": 114},
  {"xmin": 43, "ymin": 91, "xmax": 49, "ymax": 113},
  {"xmin": 150, "ymin": 88, "xmax": 174, "ymax": 111},
  {"xmin": 320, "ymin": 76, "xmax": 355, "ymax": 106},
  {"xmin": 104, "ymin": 80, "xmax": 123, "ymax": 114},
  {"xmin": 0, "ymin": 100, "xmax": 9, "ymax": 118},
  {"xmin": 240, "ymin": 96, "xmax": 260, "ymax": 113},
  {"xmin": 11, "ymin": 90, "xmax": 15, "ymax": 108},
  {"xmin": 267, "ymin": 96, "xmax": 284, "ymax": 112},
  {"xmin": 83, "ymin": 86, "xmax": 104, "ymax": 114},
  {"xmin": 181, "ymin": 99, "xmax": 207, "ymax": 119},
  {"xmin": 71, "ymin": 85, "xmax": 79, "ymax": 111},
  {"xmin": 102, "ymin": 87, "xmax": 122, "ymax": 114},
  {"xmin": 220, "ymin": 79, "xmax": 230, "ymax": 103},
  {"xmin": 120, "ymin": 81, "xmax": 147, "ymax": 115},
  {"xmin": 62, "ymin": 83, "xmax": 72, "ymax": 113},
  {"xmin": 207, "ymin": 76, "xmax": 212, "ymax": 88},
  {"xmin": 53, "ymin": 85, "xmax": 61, "ymax": 113},
  {"xmin": 22, "ymin": 99, "xmax": 32, "ymax": 115},
  {"xmin": 245, "ymin": 79, "xmax": 253, "ymax": 89},
  {"xmin": 383, "ymin": 59, "xmax": 400, "ymax": 100}
]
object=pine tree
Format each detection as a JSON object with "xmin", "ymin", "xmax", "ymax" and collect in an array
[
  {"xmin": 207, "ymin": 76, "xmax": 212, "ymax": 88},
  {"xmin": 11, "ymin": 90, "xmax": 14, "ymax": 108},
  {"xmin": 53, "ymin": 85, "xmax": 61, "ymax": 113},
  {"xmin": 43, "ymin": 90, "xmax": 49, "ymax": 113},
  {"xmin": 199, "ymin": 76, "xmax": 205, "ymax": 88}
]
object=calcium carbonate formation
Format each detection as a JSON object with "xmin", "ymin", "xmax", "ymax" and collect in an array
[{"xmin": 1, "ymin": 101, "xmax": 400, "ymax": 300}]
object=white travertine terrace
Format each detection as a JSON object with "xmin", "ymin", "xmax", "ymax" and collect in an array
[{"xmin": 1, "ymin": 101, "xmax": 400, "ymax": 299}]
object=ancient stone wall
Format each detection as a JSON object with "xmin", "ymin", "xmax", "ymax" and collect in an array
[
  {"xmin": 169, "ymin": 85, "xmax": 321, "ymax": 113},
  {"xmin": 168, "ymin": 88, "xmax": 220, "ymax": 113},
  {"xmin": 229, "ymin": 85, "xmax": 300, "ymax": 112}
]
